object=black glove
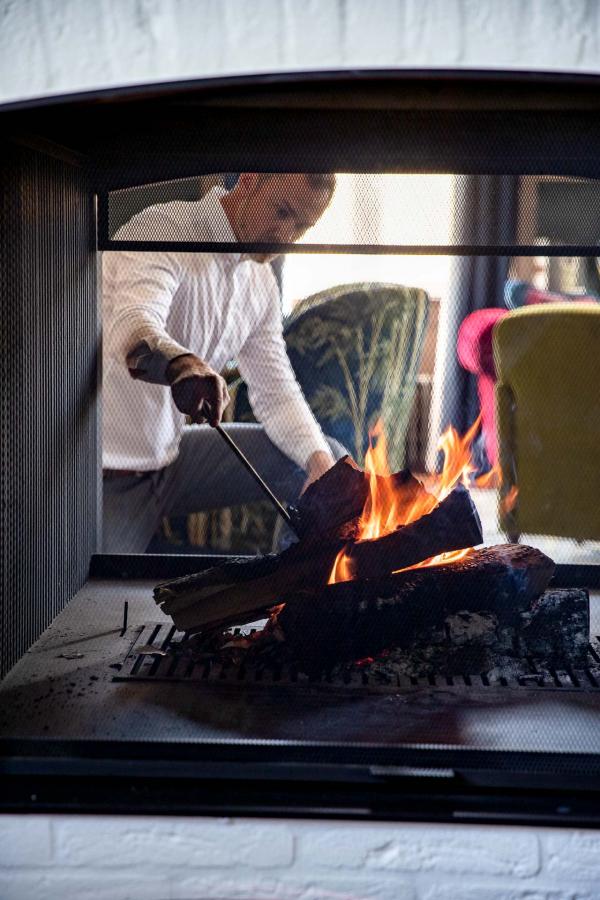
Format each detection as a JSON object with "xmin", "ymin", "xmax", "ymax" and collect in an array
[{"xmin": 166, "ymin": 354, "xmax": 230, "ymax": 427}]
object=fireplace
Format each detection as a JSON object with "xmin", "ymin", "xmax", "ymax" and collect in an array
[{"xmin": 2, "ymin": 70, "xmax": 600, "ymax": 825}]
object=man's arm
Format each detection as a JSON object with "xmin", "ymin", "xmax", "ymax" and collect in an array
[
  {"xmin": 104, "ymin": 213, "xmax": 229, "ymax": 424},
  {"xmin": 236, "ymin": 277, "xmax": 334, "ymax": 485},
  {"xmin": 104, "ymin": 205, "xmax": 192, "ymax": 380},
  {"xmin": 104, "ymin": 248, "xmax": 190, "ymax": 382}
]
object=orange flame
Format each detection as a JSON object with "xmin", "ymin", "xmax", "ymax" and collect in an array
[
  {"xmin": 473, "ymin": 462, "xmax": 501, "ymax": 489},
  {"xmin": 329, "ymin": 414, "xmax": 501, "ymax": 584},
  {"xmin": 500, "ymin": 485, "xmax": 519, "ymax": 517},
  {"xmin": 328, "ymin": 549, "xmax": 355, "ymax": 584},
  {"xmin": 394, "ymin": 545, "xmax": 473, "ymax": 574}
]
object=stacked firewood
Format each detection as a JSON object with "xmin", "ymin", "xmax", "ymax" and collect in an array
[{"xmin": 153, "ymin": 456, "xmax": 584, "ymax": 674}]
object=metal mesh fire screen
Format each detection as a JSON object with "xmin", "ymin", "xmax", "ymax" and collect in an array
[{"xmin": 1, "ymin": 72, "xmax": 600, "ymax": 821}]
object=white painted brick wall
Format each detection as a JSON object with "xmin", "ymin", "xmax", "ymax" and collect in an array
[
  {"xmin": 297, "ymin": 821, "xmax": 540, "ymax": 876},
  {"xmin": 2, "ymin": 1, "xmax": 600, "ymax": 898},
  {"xmin": 54, "ymin": 817, "xmax": 295, "ymax": 869},
  {"xmin": 1, "ymin": 815, "xmax": 600, "ymax": 899},
  {"xmin": 1, "ymin": 0, "xmax": 600, "ymax": 105}
]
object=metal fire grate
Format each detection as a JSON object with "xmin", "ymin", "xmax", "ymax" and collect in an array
[{"xmin": 112, "ymin": 623, "xmax": 600, "ymax": 693}]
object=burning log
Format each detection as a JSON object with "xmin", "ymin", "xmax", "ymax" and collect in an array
[
  {"xmin": 292, "ymin": 454, "xmax": 429, "ymax": 536},
  {"xmin": 345, "ymin": 484, "xmax": 483, "ymax": 579},
  {"xmin": 154, "ymin": 455, "xmax": 435, "ymax": 632},
  {"xmin": 275, "ymin": 544, "xmax": 556, "ymax": 674},
  {"xmin": 290, "ymin": 455, "xmax": 368, "ymax": 535},
  {"xmin": 154, "ymin": 541, "xmax": 338, "ymax": 633},
  {"xmin": 154, "ymin": 485, "xmax": 480, "ymax": 635}
]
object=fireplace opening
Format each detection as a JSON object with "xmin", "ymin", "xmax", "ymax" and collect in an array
[{"xmin": 2, "ymin": 71, "xmax": 600, "ymax": 822}]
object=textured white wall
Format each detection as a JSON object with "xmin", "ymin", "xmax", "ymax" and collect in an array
[
  {"xmin": 2, "ymin": 813, "xmax": 600, "ymax": 900},
  {"xmin": 1, "ymin": 0, "xmax": 599, "ymax": 105}
]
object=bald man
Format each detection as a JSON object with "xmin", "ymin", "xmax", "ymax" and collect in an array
[{"xmin": 102, "ymin": 173, "xmax": 343, "ymax": 552}]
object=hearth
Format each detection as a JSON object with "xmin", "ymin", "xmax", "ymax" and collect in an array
[{"xmin": 2, "ymin": 70, "xmax": 600, "ymax": 824}]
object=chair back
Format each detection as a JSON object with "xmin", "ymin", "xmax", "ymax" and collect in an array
[
  {"xmin": 494, "ymin": 303, "xmax": 600, "ymax": 540},
  {"xmin": 234, "ymin": 283, "xmax": 429, "ymax": 468},
  {"xmin": 284, "ymin": 283, "xmax": 429, "ymax": 467}
]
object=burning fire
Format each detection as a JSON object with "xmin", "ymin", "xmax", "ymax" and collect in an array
[{"xmin": 328, "ymin": 415, "xmax": 517, "ymax": 584}]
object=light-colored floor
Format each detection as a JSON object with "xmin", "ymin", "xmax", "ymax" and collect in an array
[{"xmin": 470, "ymin": 487, "xmax": 600, "ymax": 567}]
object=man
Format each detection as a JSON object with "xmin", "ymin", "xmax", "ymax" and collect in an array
[{"xmin": 102, "ymin": 172, "xmax": 342, "ymax": 552}]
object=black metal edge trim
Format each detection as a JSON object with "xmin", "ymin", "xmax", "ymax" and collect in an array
[
  {"xmin": 3, "ymin": 738, "xmax": 600, "ymax": 778},
  {"xmin": 88, "ymin": 552, "xmax": 250, "ymax": 580},
  {"xmin": 7, "ymin": 133, "xmax": 88, "ymax": 167},
  {"xmin": 3, "ymin": 753, "xmax": 600, "ymax": 795},
  {"xmin": 4, "ymin": 743, "xmax": 600, "ymax": 825},
  {"xmin": 97, "ymin": 190, "xmax": 110, "ymax": 248},
  {"xmin": 3, "ymin": 771, "xmax": 600, "ymax": 828},
  {"xmin": 97, "ymin": 240, "xmax": 600, "ymax": 257},
  {"xmin": 4, "ymin": 67, "xmax": 600, "ymax": 114}
]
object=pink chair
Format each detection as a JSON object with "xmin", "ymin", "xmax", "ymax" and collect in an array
[
  {"xmin": 457, "ymin": 287, "xmax": 598, "ymax": 465},
  {"xmin": 457, "ymin": 307, "xmax": 508, "ymax": 465}
]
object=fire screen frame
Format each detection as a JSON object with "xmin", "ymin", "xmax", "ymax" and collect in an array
[{"xmin": 2, "ymin": 69, "xmax": 600, "ymax": 822}]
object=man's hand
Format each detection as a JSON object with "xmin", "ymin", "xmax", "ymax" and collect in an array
[
  {"xmin": 301, "ymin": 450, "xmax": 335, "ymax": 494},
  {"xmin": 166, "ymin": 354, "xmax": 230, "ymax": 427}
]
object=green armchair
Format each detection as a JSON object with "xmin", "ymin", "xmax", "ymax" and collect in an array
[{"xmin": 236, "ymin": 282, "xmax": 430, "ymax": 468}]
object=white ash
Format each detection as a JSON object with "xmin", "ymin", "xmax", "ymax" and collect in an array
[{"xmin": 445, "ymin": 611, "xmax": 499, "ymax": 646}]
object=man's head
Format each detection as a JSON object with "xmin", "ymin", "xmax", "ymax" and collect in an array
[{"xmin": 221, "ymin": 172, "xmax": 335, "ymax": 262}]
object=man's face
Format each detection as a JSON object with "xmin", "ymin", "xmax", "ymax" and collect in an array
[{"xmin": 232, "ymin": 174, "xmax": 332, "ymax": 262}]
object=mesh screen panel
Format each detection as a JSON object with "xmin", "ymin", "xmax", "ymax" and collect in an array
[
  {"xmin": 105, "ymin": 172, "xmax": 600, "ymax": 254},
  {"xmin": 101, "ymin": 261, "xmax": 600, "ymax": 564},
  {"xmin": 100, "ymin": 172, "xmax": 600, "ymax": 565},
  {"xmin": 3, "ymin": 79, "xmax": 600, "ymax": 790},
  {"xmin": 0, "ymin": 142, "xmax": 98, "ymax": 678}
]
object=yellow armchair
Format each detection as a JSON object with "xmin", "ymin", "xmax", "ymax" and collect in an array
[{"xmin": 493, "ymin": 303, "xmax": 600, "ymax": 542}]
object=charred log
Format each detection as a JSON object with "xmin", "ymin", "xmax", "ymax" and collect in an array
[
  {"xmin": 276, "ymin": 544, "xmax": 556, "ymax": 674},
  {"xmin": 519, "ymin": 588, "xmax": 590, "ymax": 667},
  {"xmin": 346, "ymin": 484, "xmax": 483, "ymax": 579},
  {"xmin": 154, "ymin": 538, "xmax": 343, "ymax": 632},
  {"xmin": 154, "ymin": 457, "xmax": 435, "ymax": 632},
  {"xmin": 291, "ymin": 455, "xmax": 429, "ymax": 536},
  {"xmin": 360, "ymin": 588, "xmax": 589, "ymax": 680}
]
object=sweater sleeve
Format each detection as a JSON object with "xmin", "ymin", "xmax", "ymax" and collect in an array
[{"xmin": 236, "ymin": 272, "xmax": 331, "ymax": 470}]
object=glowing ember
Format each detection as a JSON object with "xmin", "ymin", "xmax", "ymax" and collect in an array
[{"xmin": 329, "ymin": 415, "xmax": 510, "ymax": 584}]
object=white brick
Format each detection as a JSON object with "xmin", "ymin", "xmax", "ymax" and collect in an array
[
  {"xmin": 296, "ymin": 822, "xmax": 540, "ymax": 877},
  {"xmin": 418, "ymin": 881, "xmax": 592, "ymax": 900},
  {"xmin": 0, "ymin": 815, "xmax": 52, "ymax": 867},
  {"xmin": 546, "ymin": 829, "xmax": 600, "ymax": 881},
  {"xmin": 2, "ymin": 0, "xmax": 600, "ymax": 106},
  {"xmin": 53, "ymin": 815, "xmax": 294, "ymax": 868},
  {"xmin": 171, "ymin": 869, "xmax": 415, "ymax": 900},
  {"xmin": 0, "ymin": 868, "xmax": 171, "ymax": 900}
]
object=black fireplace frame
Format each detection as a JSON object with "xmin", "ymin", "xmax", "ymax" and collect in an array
[{"xmin": 2, "ymin": 68, "xmax": 600, "ymax": 823}]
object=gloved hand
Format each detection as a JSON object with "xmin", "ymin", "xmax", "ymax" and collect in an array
[{"xmin": 166, "ymin": 354, "xmax": 230, "ymax": 427}]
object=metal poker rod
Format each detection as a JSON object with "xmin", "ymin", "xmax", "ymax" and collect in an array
[{"xmin": 214, "ymin": 423, "xmax": 298, "ymax": 535}]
